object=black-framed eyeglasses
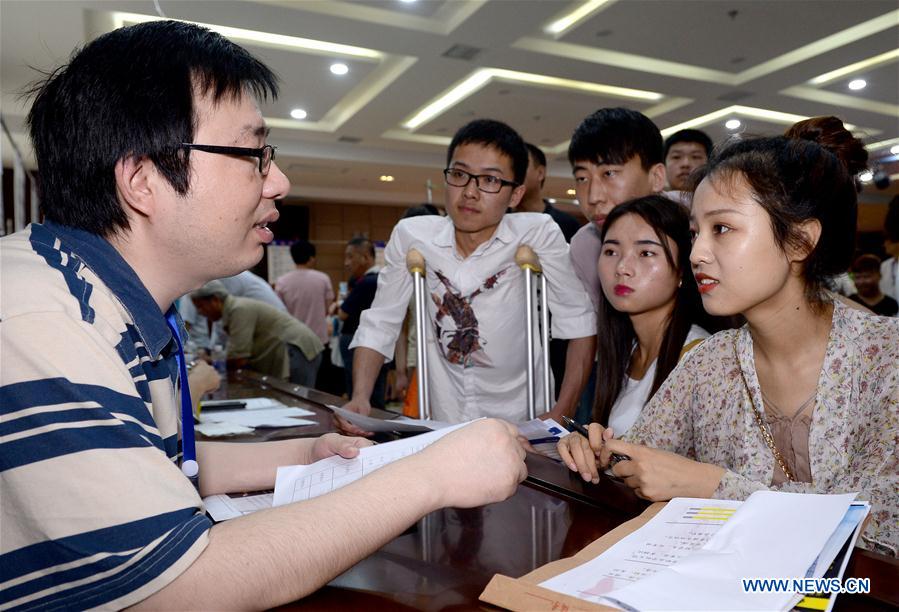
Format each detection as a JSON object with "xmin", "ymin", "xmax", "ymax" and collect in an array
[
  {"xmin": 443, "ymin": 168, "xmax": 518, "ymax": 194},
  {"xmin": 179, "ymin": 143, "xmax": 277, "ymax": 174}
]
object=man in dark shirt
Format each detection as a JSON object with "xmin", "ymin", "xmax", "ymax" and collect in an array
[
  {"xmin": 516, "ymin": 142, "xmax": 583, "ymax": 400},
  {"xmin": 518, "ymin": 142, "xmax": 581, "ymax": 243},
  {"xmin": 337, "ymin": 237, "xmax": 388, "ymax": 405},
  {"xmin": 849, "ymin": 254, "xmax": 898, "ymax": 316}
]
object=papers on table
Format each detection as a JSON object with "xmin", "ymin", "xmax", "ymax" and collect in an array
[
  {"xmin": 201, "ymin": 397, "xmax": 301, "ymax": 411},
  {"xmin": 540, "ymin": 491, "xmax": 862, "ymax": 611},
  {"xmin": 204, "ymin": 492, "xmax": 273, "ymax": 521},
  {"xmin": 540, "ymin": 497, "xmax": 742, "ymax": 601},
  {"xmin": 273, "ymin": 420, "xmax": 474, "ymax": 506},
  {"xmin": 194, "ymin": 421, "xmax": 256, "ymax": 437},
  {"xmin": 517, "ymin": 418, "xmax": 568, "ymax": 441},
  {"xmin": 199, "ymin": 397, "xmax": 317, "ymax": 428},
  {"xmin": 328, "ymin": 404, "xmax": 453, "ymax": 432},
  {"xmin": 517, "ymin": 418, "xmax": 569, "ymax": 461}
]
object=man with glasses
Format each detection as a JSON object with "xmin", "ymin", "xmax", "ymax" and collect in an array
[
  {"xmin": 1, "ymin": 21, "xmax": 527, "ymax": 609},
  {"xmin": 341, "ymin": 119, "xmax": 595, "ymax": 430}
]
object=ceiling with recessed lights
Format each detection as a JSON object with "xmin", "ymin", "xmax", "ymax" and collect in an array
[{"xmin": 1, "ymin": 0, "xmax": 897, "ymax": 211}]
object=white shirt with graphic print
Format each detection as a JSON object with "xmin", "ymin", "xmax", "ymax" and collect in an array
[{"xmin": 351, "ymin": 213, "xmax": 595, "ymax": 423}]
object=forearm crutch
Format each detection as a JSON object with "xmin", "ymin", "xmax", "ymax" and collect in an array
[
  {"xmin": 406, "ymin": 249, "xmax": 431, "ymax": 419},
  {"xmin": 515, "ymin": 245, "xmax": 552, "ymax": 420}
]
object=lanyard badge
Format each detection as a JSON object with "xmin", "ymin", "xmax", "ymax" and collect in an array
[{"xmin": 165, "ymin": 313, "xmax": 199, "ymax": 489}]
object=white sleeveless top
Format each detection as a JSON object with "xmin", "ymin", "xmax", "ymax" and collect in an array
[{"xmin": 607, "ymin": 325, "xmax": 708, "ymax": 436}]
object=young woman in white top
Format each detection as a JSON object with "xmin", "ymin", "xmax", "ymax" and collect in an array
[{"xmin": 593, "ymin": 195, "xmax": 709, "ymax": 437}]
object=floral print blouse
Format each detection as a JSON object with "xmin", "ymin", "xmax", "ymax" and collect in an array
[{"xmin": 625, "ymin": 300, "xmax": 899, "ymax": 556}]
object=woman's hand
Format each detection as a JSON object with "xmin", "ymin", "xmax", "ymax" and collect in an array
[
  {"xmin": 602, "ymin": 438, "xmax": 726, "ymax": 500},
  {"xmin": 557, "ymin": 423, "xmax": 614, "ymax": 483}
]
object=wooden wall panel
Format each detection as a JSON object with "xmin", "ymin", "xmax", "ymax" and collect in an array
[{"xmin": 289, "ymin": 200, "xmax": 409, "ymax": 294}]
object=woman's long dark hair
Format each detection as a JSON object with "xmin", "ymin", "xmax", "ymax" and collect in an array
[{"xmin": 593, "ymin": 195, "xmax": 703, "ymax": 426}]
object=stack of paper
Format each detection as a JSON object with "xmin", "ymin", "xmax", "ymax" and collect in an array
[
  {"xmin": 199, "ymin": 397, "xmax": 317, "ymax": 429},
  {"xmin": 538, "ymin": 491, "xmax": 868, "ymax": 611},
  {"xmin": 518, "ymin": 418, "xmax": 569, "ymax": 461}
]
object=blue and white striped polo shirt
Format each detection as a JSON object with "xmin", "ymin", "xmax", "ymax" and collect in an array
[{"xmin": 1, "ymin": 221, "xmax": 211, "ymax": 610}]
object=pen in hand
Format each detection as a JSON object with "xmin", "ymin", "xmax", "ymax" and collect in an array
[{"xmin": 560, "ymin": 415, "xmax": 630, "ymax": 467}]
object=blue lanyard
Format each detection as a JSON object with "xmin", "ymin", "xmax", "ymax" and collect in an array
[{"xmin": 165, "ymin": 313, "xmax": 199, "ymax": 488}]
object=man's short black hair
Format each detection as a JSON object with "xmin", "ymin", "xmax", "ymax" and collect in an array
[
  {"xmin": 347, "ymin": 237, "xmax": 375, "ymax": 259},
  {"xmin": 290, "ymin": 240, "xmax": 316, "ymax": 264},
  {"xmin": 664, "ymin": 129, "xmax": 713, "ymax": 158},
  {"xmin": 27, "ymin": 20, "xmax": 278, "ymax": 236},
  {"xmin": 568, "ymin": 107, "xmax": 663, "ymax": 170},
  {"xmin": 402, "ymin": 204, "xmax": 441, "ymax": 219},
  {"xmin": 447, "ymin": 119, "xmax": 528, "ymax": 185},
  {"xmin": 525, "ymin": 142, "xmax": 546, "ymax": 168}
]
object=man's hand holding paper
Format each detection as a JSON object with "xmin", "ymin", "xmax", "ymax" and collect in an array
[
  {"xmin": 418, "ymin": 419, "xmax": 528, "ymax": 508},
  {"xmin": 309, "ymin": 433, "xmax": 374, "ymax": 462}
]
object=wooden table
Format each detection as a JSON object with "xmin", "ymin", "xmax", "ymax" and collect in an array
[{"xmin": 208, "ymin": 371, "xmax": 898, "ymax": 611}]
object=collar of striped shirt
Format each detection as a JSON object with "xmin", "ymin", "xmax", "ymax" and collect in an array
[{"xmin": 39, "ymin": 220, "xmax": 179, "ymax": 358}]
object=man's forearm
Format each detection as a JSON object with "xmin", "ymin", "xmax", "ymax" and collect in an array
[
  {"xmin": 350, "ymin": 346, "xmax": 388, "ymax": 402},
  {"xmin": 550, "ymin": 335, "xmax": 596, "ymax": 418},
  {"xmin": 394, "ymin": 324, "xmax": 408, "ymax": 377},
  {"xmin": 133, "ymin": 457, "xmax": 441, "ymax": 610},
  {"xmin": 197, "ymin": 439, "xmax": 317, "ymax": 496}
]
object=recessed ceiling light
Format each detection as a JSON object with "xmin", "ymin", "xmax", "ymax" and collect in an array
[
  {"xmin": 859, "ymin": 171, "xmax": 873, "ymax": 182},
  {"xmin": 546, "ymin": 198, "xmax": 557, "ymax": 204},
  {"xmin": 399, "ymin": 0, "xmax": 416, "ymax": 3},
  {"xmin": 848, "ymin": 79, "xmax": 867, "ymax": 90},
  {"xmin": 110, "ymin": 11, "xmax": 382, "ymax": 59},
  {"xmin": 402, "ymin": 68, "xmax": 661, "ymax": 130},
  {"xmin": 330, "ymin": 63, "xmax": 349, "ymax": 75},
  {"xmin": 380, "ymin": 175, "xmax": 395, "ymax": 182},
  {"xmin": 566, "ymin": 189, "xmax": 576, "ymax": 196},
  {"xmin": 891, "ymin": 145, "xmax": 899, "ymax": 155},
  {"xmin": 725, "ymin": 118, "xmax": 741, "ymax": 130},
  {"xmin": 290, "ymin": 108, "xmax": 308, "ymax": 120},
  {"xmin": 545, "ymin": 0, "xmax": 613, "ymax": 36}
]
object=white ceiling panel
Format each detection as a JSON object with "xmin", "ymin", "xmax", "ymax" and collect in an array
[{"xmin": 1, "ymin": 0, "xmax": 896, "ymax": 207}]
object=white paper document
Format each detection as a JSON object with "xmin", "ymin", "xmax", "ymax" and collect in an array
[
  {"xmin": 518, "ymin": 418, "xmax": 569, "ymax": 461},
  {"xmin": 272, "ymin": 420, "xmax": 473, "ymax": 506},
  {"xmin": 540, "ymin": 497, "xmax": 742, "ymax": 600},
  {"xmin": 328, "ymin": 404, "xmax": 452, "ymax": 432},
  {"xmin": 200, "ymin": 397, "xmax": 310, "ymax": 411},
  {"xmin": 199, "ymin": 407, "xmax": 317, "ymax": 428},
  {"xmin": 517, "ymin": 418, "xmax": 569, "ymax": 441},
  {"xmin": 540, "ymin": 491, "xmax": 857, "ymax": 611},
  {"xmin": 204, "ymin": 492, "xmax": 273, "ymax": 521},
  {"xmin": 194, "ymin": 421, "xmax": 256, "ymax": 437}
]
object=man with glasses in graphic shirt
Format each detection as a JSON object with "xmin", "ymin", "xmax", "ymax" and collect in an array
[{"xmin": 341, "ymin": 119, "xmax": 596, "ymax": 430}]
